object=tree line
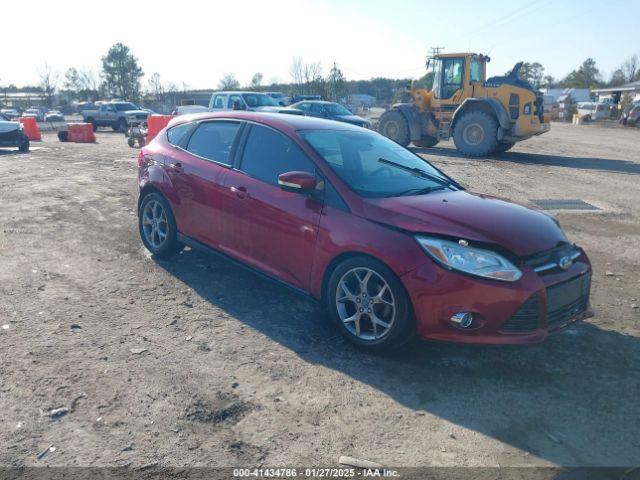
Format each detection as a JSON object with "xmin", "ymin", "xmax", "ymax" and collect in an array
[{"xmin": 2, "ymin": 43, "xmax": 639, "ymax": 109}]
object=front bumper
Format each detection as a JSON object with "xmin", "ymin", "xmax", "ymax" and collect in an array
[{"xmin": 401, "ymin": 249, "xmax": 593, "ymax": 344}]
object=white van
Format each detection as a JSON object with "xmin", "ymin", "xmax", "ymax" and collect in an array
[{"xmin": 577, "ymin": 102, "xmax": 610, "ymax": 121}]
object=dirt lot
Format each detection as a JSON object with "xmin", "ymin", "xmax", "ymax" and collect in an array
[{"xmin": 0, "ymin": 123, "xmax": 639, "ymax": 471}]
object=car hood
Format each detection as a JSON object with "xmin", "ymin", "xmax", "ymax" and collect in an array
[
  {"xmin": 363, "ymin": 190, "xmax": 567, "ymax": 257},
  {"xmin": 334, "ymin": 114, "xmax": 368, "ymax": 124},
  {"xmin": 0, "ymin": 121, "xmax": 20, "ymax": 133}
]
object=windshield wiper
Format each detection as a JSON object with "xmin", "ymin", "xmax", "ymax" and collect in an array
[
  {"xmin": 393, "ymin": 185, "xmax": 446, "ymax": 197},
  {"xmin": 378, "ymin": 158, "xmax": 458, "ymax": 188}
]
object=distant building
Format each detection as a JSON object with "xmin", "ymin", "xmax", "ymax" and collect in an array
[
  {"xmin": 346, "ymin": 94, "xmax": 376, "ymax": 108},
  {"xmin": 540, "ymin": 88, "xmax": 592, "ymax": 103},
  {"xmin": 592, "ymin": 80, "xmax": 640, "ymax": 103},
  {"xmin": 0, "ymin": 91, "xmax": 49, "ymax": 109}
]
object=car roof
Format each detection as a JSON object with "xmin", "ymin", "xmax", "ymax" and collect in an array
[{"xmin": 167, "ymin": 111, "xmax": 364, "ymax": 133}]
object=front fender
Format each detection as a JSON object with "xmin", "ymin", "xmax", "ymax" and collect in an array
[{"xmin": 453, "ymin": 98, "xmax": 511, "ymax": 130}]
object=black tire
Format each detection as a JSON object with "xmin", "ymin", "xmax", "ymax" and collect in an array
[
  {"xmin": 116, "ymin": 118, "xmax": 128, "ymax": 133},
  {"xmin": 413, "ymin": 135, "xmax": 439, "ymax": 148},
  {"xmin": 495, "ymin": 141, "xmax": 515, "ymax": 154},
  {"xmin": 452, "ymin": 110, "xmax": 499, "ymax": 156},
  {"xmin": 87, "ymin": 118, "xmax": 97, "ymax": 132},
  {"xmin": 326, "ymin": 256, "xmax": 414, "ymax": 352},
  {"xmin": 127, "ymin": 137, "xmax": 135, "ymax": 148},
  {"xmin": 378, "ymin": 109, "xmax": 410, "ymax": 147},
  {"xmin": 138, "ymin": 192, "xmax": 183, "ymax": 258},
  {"xmin": 18, "ymin": 133, "xmax": 29, "ymax": 153},
  {"xmin": 57, "ymin": 131, "xmax": 68, "ymax": 142}
]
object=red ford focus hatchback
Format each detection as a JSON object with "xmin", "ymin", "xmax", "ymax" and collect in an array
[{"xmin": 138, "ymin": 111, "xmax": 593, "ymax": 351}]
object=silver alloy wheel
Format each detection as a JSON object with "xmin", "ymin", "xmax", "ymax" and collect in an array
[
  {"xmin": 335, "ymin": 267, "xmax": 396, "ymax": 341},
  {"xmin": 141, "ymin": 200, "xmax": 169, "ymax": 250},
  {"xmin": 463, "ymin": 122, "xmax": 485, "ymax": 145}
]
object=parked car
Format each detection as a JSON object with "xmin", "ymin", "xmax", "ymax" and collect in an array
[
  {"xmin": 290, "ymin": 100, "xmax": 371, "ymax": 128},
  {"xmin": 0, "ymin": 108, "xmax": 20, "ymax": 120},
  {"xmin": 22, "ymin": 108, "xmax": 45, "ymax": 122},
  {"xmin": 137, "ymin": 112, "xmax": 593, "ymax": 351},
  {"xmin": 44, "ymin": 110, "xmax": 65, "ymax": 122},
  {"xmin": 620, "ymin": 101, "xmax": 640, "ymax": 127},
  {"xmin": 172, "ymin": 105, "xmax": 209, "ymax": 116},
  {"xmin": 264, "ymin": 91, "xmax": 290, "ymax": 106},
  {"xmin": 577, "ymin": 102, "xmax": 610, "ymax": 121},
  {"xmin": 0, "ymin": 113, "xmax": 29, "ymax": 152},
  {"xmin": 81, "ymin": 102, "xmax": 150, "ymax": 132},
  {"xmin": 209, "ymin": 91, "xmax": 303, "ymax": 115}
]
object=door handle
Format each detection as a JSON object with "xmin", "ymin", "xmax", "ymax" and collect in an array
[
  {"xmin": 168, "ymin": 162, "xmax": 183, "ymax": 173},
  {"xmin": 230, "ymin": 186, "xmax": 247, "ymax": 199}
]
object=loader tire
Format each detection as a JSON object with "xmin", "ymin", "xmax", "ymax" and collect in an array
[
  {"xmin": 413, "ymin": 135, "xmax": 439, "ymax": 148},
  {"xmin": 379, "ymin": 110, "xmax": 410, "ymax": 147},
  {"xmin": 453, "ymin": 111, "xmax": 498, "ymax": 157},
  {"xmin": 495, "ymin": 142, "xmax": 515, "ymax": 153}
]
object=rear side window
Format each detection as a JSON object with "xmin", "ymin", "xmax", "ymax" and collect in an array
[
  {"xmin": 240, "ymin": 125, "xmax": 315, "ymax": 185},
  {"xmin": 166, "ymin": 123, "xmax": 192, "ymax": 146},
  {"xmin": 186, "ymin": 121, "xmax": 241, "ymax": 165},
  {"xmin": 213, "ymin": 95, "xmax": 225, "ymax": 108}
]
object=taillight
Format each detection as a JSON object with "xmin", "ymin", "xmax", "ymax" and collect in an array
[{"xmin": 137, "ymin": 150, "xmax": 144, "ymax": 167}]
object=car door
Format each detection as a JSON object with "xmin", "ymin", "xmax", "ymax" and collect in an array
[
  {"xmin": 221, "ymin": 123, "xmax": 322, "ymax": 290},
  {"xmin": 163, "ymin": 120, "xmax": 243, "ymax": 247}
]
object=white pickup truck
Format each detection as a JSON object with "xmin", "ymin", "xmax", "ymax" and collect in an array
[{"xmin": 81, "ymin": 102, "xmax": 150, "ymax": 132}]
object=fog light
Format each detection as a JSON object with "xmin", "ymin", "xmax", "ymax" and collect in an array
[{"xmin": 450, "ymin": 312, "xmax": 474, "ymax": 329}]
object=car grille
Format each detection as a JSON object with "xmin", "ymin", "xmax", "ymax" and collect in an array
[
  {"xmin": 500, "ymin": 272, "xmax": 591, "ymax": 334},
  {"xmin": 500, "ymin": 294, "xmax": 540, "ymax": 333},
  {"xmin": 545, "ymin": 272, "xmax": 591, "ymax": 329},
  {"xmin": 520, "ymin": 243, "xmax": 580, "ymax": 274}
]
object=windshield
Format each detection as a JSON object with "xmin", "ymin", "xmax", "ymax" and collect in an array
[
  {"xmin": 324, "ymin": 103, "xmax": 352, "ymax": 116},
  {"xmin": 300, "ymin": 129, "xmax": 456, "ymax": 198},
  {"xmin": 242, "ymin": 94, "xmax": 278, "ymax": 107},
  {"xmin": 113, "ymin": 103, "xmax": 139, "ymax": 111}
]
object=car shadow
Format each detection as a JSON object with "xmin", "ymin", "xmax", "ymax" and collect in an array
[
  {"xmin": 410, "ymin": 146, "xmax": 640, "ymax": 175},
  {"xmin": 154, "ymin": 248, "xmax": 640, "ymax": 467}
]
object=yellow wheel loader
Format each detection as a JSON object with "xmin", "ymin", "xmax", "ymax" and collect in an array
[{"xmin": 378, "ymin": 53, "xmax": 551, "ymax": 156}]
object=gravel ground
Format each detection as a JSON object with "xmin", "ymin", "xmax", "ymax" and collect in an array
[{"xmin": 0, "ymin": 123, "xmax": 639, "ymax": 471}]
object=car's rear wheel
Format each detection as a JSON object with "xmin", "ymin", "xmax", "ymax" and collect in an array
[
  {"xmin": 138, "ymin": 193, "xmax": 183, "ymax": 257},
  {"xmin": 116, "ymin": 118, "xmax": 127, "ymax": 133},
  {"xmin": 87, "ymin": 118, "xmax": 97, "ymax": 132},
  {"xmin": 326, "ymin": 256, "xmax": 413, "ymax": 352}
]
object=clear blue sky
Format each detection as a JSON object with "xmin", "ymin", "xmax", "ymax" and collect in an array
[{"xmin": 2, "ymin": 0, "xmax": 636, "ymax": 88}]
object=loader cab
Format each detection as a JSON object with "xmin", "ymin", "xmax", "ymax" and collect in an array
[{"xmin": 431, "ymin": 54, "xmax": 488, "ymax": 102}]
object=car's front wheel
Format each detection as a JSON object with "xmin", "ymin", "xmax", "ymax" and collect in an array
[
  {"xmin": 138, "ymin": 193, "xmax": 183, "ymax": 257},
  {"xmin": 18, "ymin": 133, "xmax": 29, "ymax": 153},
  {"xmin": 326, "ymin": 256, "xmax": 414, "ymax": 352}
]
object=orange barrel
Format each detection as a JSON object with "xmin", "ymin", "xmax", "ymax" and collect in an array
[
  {"xmin": 146, "ymin": 114, "xmax": 175, "ymax": 142},
  {"xmin": 18, "ymin": 117, "xmax": 42, "ymax": 141},
  {"xmin": 67, "ymin": 123, "xmax": 96, "ymax": 143}
]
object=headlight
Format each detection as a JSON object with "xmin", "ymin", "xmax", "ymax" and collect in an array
[{"xmin": 416, "ymin": 236, "xmax": 522, "ymax": 282}]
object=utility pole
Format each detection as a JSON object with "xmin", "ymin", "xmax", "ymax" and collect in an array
[{"xmin": 428, "ymin": 46, "xmax": 444, "ymax": 72}]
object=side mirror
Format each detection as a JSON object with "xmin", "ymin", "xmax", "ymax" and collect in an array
[{"xmin": 278, "ymin": 171, "xmax": 317, "ymax": 194}]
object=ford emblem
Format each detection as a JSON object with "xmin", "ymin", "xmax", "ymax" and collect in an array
[{"xmin": 558, "ymin": 256, "xmax": 572, "ymax": 270}]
